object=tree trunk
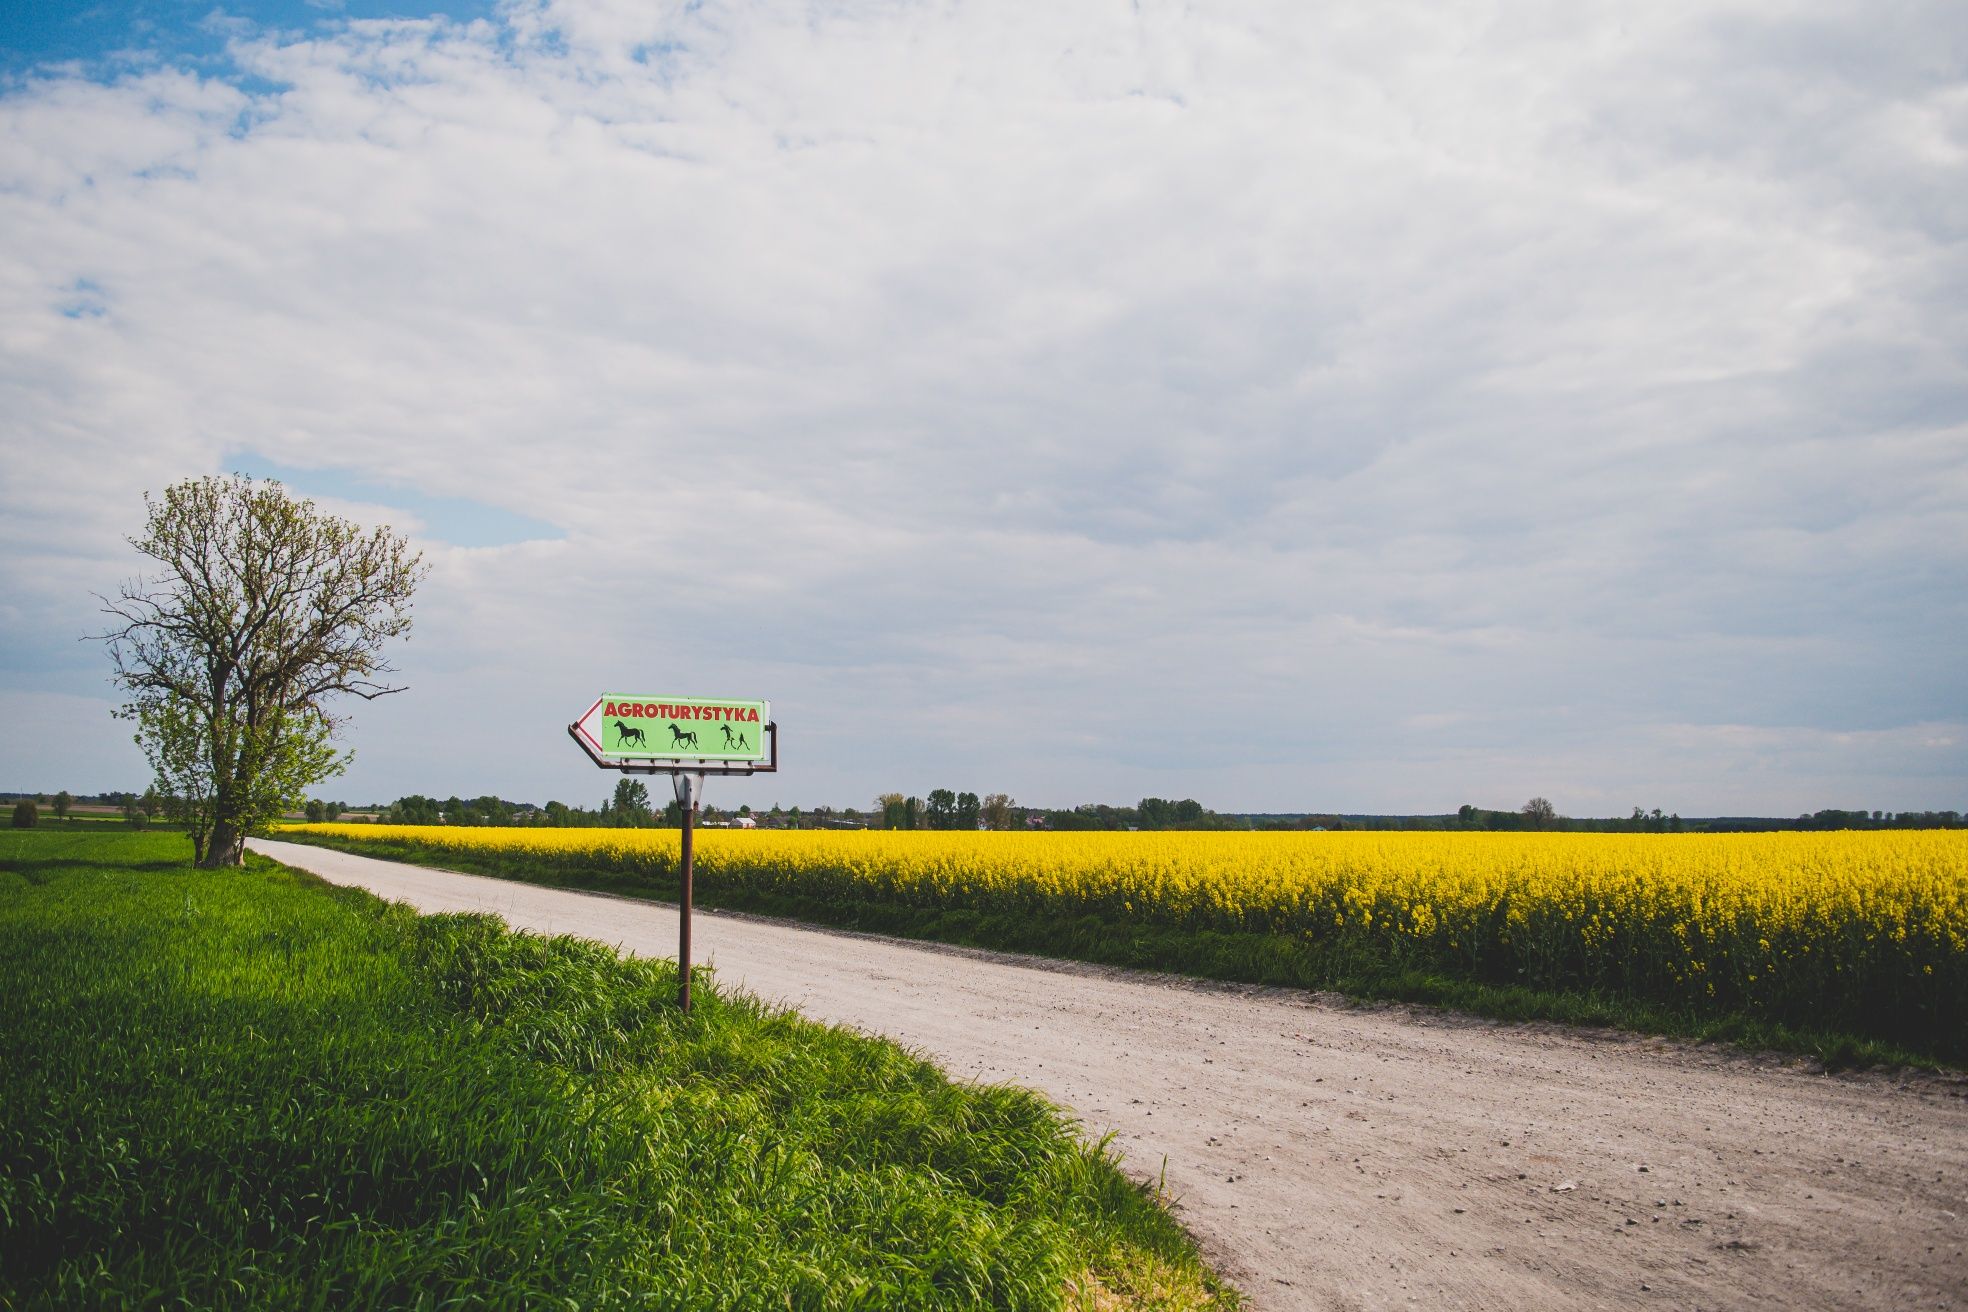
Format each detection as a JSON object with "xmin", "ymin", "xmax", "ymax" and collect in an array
[{"xmin": 201, "ymin": 819, "xmax": 246, "ymax": 867}]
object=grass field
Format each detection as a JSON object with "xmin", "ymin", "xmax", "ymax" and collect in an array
[
  {"xmin": 280, "ymin": 825, "xmax": 1968, "ymax": 1069},
  {"xmin": 0, "ymin": 830, "xmax": 1236, "ymax": 1310}
]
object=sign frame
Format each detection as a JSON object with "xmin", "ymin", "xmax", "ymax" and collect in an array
[
  {"xmin": 570, "ymin": 696, "xmax": 767, "ymax": 771},
  {"xmin": 570, "ymin": 695, "xmax": 773, "ymax": 770}
]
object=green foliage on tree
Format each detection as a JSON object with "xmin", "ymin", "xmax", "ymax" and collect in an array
[
  {"xmin": 51, "ymin": 791, "xmax": 71, "ymax": 821},
  {"xmin": 100, "ymin": 475, "xmax": 425, "ymax": 866},
  {"xmin": 12, "ymin": 800, "xmax": 37, "ymax": 829},
  {"xmin": 388, "ymin": 795, "xmax": 443, "ymax": 825},
  {"xmin": 611, "ymin": 777, "xmax": 652, "ymax": 827},
  {"xmin": 1140, "ymin": 798, "xmax": 1205, "ymax": 827}
]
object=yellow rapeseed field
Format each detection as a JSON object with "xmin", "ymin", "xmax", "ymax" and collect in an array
[{"xmin": 286, "ymin": 824, "xmax": 1968, "ymax": 1049}]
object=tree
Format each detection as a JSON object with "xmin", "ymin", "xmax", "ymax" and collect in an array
[
  {"xmin": 100, "ymin": 475, "xmax": 425, "ymax": 866},
  {"xmin": 956, "ymin": 791, "xmax": 980, "ymax": 830},
  {"xmin": 52, "ymin": 791, "xmax": 71, "ymax": 821},
  {"xmin": 12, "ymin": 800, "xmax": 37, "ymax": 829},
  {"xmin": 925, "ymin": 789, "xmax": 956, "ymax": 829},
  {"xmin": 612, "ymin": 777, "xmax": 651, "ymax": 825},
  {"xmin": 876, "ymin": 792, "xmax": 907, "ymax": 829},
  {"xmin": 140, "ymin": 786, "xmax": 161, "ymax": 820},
  {"xmin": 1522, "ymin": 796, "xmax": 1557, "ymax": 829},
  {"xmin": 981, "ymin": 792, "xmax": 1015, "ymax": 830},
  {"xmin": 391, "ymin": 794, "xmax": 440, "ymax": 825}
]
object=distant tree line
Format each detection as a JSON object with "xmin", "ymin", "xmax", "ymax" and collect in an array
[
  {"xmin": 1248, "ymin": 803, "xmax": 1965, "ymax": 833},
  {"xmin": 1780, "ymin": 808, "xmax": 1962, "ymax": 831},
  {"xmin": 5, "ymin": 789, "xmax": 169, "ymax": 828},
  {"xmin": 3, "ymin": 789, "xmax": 164, "ymax": 814},
  {"xmin": 351, "ymin": 791, "xmax": 1240, "ymax": 832},
  {"xmin": 873, "ymin": 790, "xmax": 1013, "ymax": 830},
  {"xmin": 312, "ymin": 796, "xmax": 1968, "ymax": 835},
  {"xmin": 31, "ymin": 785, "xmax": 1945, "ymax": 835},
  {"xmin": 1246, "ymin": 800, "xmax": 1575, "ymax": 832},
  {"xmin": 369, "ymin": 782, "xmax": 793, "ymax": 829},
  {"xmin": 866, "ymin": 793, "xmax": 1242, "ymax": 831}
]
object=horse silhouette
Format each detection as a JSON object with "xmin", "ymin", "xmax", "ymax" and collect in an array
[
  {"xmin": 669, "ymin": 724, "xmax": 700, "ymax": 750},
  {"xmin": 720, "ymin": 724, "xmax": 743, "ymax": 749},
  {"xmin": 613, "ymin": 720, "xmax": 648, "ymax": 748}
]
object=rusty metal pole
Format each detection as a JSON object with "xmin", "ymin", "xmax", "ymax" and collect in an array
[{"xmin": 676, "ymin": 772, "xmax": 698, "ymax": 1013}]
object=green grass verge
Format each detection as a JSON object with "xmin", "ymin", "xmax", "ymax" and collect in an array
[
  {"xmin": 0, "ymin": 831, "xmax": 1238, "ymax": 1311},
  {"xmin": 283, "ymin": 834, "xmax": 1958, "ymax": 1072}
]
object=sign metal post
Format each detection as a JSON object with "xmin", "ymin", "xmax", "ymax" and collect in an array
[
  {"xmin": 674, "ymin": 771, "xmax": 699, "ymax": 1013},
  {"xmin": 568, "ymin": 695, "xmax": 777, "ymax": 1013}
]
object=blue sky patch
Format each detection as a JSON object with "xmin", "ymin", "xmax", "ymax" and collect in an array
[
  {"xmin": 1, "ymin": 1, "xmax": 498, "ymax": 79},
  {"xmin": 57, "ymin": 277, "xmax": 108, "ymax": 318},
  {"xmin": 230, "ymin": 453, "xmax": 562, "ymax": 548}
]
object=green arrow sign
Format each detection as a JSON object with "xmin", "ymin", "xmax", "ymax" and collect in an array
[
  {"xmin": 570, "ymin": 692, "xmax": 767, "ymax": 763},
  {"xmin": 573, "ymin": 695, "xmax": 769, "ymax": 762}
]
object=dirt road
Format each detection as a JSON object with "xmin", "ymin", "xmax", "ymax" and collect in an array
[{"xmin": 250, "ymin": 839, "xmax": 1967, "ymax": 1311}]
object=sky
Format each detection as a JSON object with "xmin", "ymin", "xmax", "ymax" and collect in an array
[{"xmin": 2, "ymin": 0, "xmax": 1964, "ymax": 817}]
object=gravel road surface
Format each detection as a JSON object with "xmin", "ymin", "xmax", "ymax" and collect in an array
[{"xmin": 251, "ymin": 838, "xmax": 1967, "ymax": 1311}]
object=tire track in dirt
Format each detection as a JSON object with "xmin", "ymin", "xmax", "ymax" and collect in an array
[{"xmin": 252, "ymin": 839, "xmax": 1968, "ymax": 1311}]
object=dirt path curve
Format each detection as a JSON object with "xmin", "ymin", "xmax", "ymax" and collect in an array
[{"xmin": 250, "ymin": 839, "xmax": 1967, "ymax": 1311}]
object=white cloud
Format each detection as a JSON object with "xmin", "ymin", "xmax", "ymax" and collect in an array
[{"xmin": 1, "ymin": 0, "xmax": 1964, "ymax": 812}]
